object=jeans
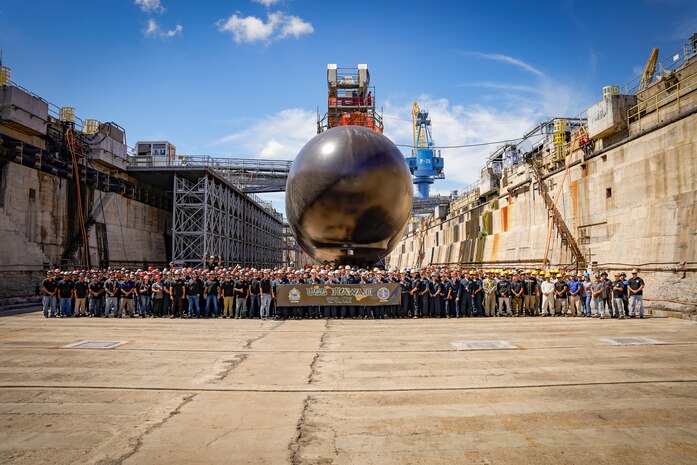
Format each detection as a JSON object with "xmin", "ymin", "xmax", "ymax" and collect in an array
[
  {"xmin": 235, "ymin": 297, "xmax": 247, "ymax": 318},
  {"xmin": 249, "ymin": 295, "xmax": 260, "ymax": 318},
  {"xmin": 188, "ymin": 295, "xmax": 201, "ymax": 317},
  {"xmin": 593, "ymin": 297, "xmax": 605, "ymax": 317},
  {"xmin": 584, "ymin": 295, "xmax": 592, "ymax": 316},
  {"xmin": 104, "ymin": 296, "xmax": 118, "ymax": 316},
  {"xmin": 260, "ymin": 293, "xmax": 271, "ymax": 319},
  {"xmin": 139, "ymin": 295, "xmax": 151, "ymax": 317},
  {"xmin": 42, "ymin": 295, "xmax": 57, "ymax": 317},
  {"xmin": 59, "ymin": 297, "xmax": 72, "ymax": 317},
  {"xmin": 205, "ymin": 295, "xmax": 219, "ymax": 317},
  {"xmin": 630, "ymin": 295, "xmax": 644, "ymax": 317},
  {"xmin": 89, "ymin": 296, "xmax": 101, "ymax": 316},
  {"xmin": 613, "ymin": 297, "xmax": 625, "ymax": 317}
]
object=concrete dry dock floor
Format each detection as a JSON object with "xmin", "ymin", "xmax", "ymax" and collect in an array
[{"xmin": 1, "ymin": 314, "xmax": 697, "ymax": 465}]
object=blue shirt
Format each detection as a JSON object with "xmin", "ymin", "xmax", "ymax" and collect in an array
[{"xmin": 568, "ymin": 280, "xmax": 581, "ymax": 295}]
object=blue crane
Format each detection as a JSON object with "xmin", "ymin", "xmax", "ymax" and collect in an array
[{"xmin": 406, "ymin": 102, "xmax": 444, "ymax": 198}]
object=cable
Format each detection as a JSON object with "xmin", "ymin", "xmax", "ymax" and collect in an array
[
  {"xmin": 65, "ymin": 127, "xmax": 90, "ymax": 268},
  {"xmin": 395, "ymin": 138, "xmax": 524, "ymax": 149}
]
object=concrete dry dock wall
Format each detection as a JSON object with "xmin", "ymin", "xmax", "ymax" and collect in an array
[
  {"xmin": 388, "ymin": 112, "xmax": 697, "ymax": 312},
  {"xmin": 0, "ymin": 162, "xmax": 169, "ymax": 298}
]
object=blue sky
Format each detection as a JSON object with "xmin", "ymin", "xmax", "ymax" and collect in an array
[{"xmin": 2, "ymin": 0, "xmax": 695, "ymax": 210}]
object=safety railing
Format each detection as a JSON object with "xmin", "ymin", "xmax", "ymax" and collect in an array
[
  {"xmin": 620, "ymin": 43, "xmax": 696, "ymax": 95},
  {"xmin": 626, "ymin": 69, "xmax": 697, "ymax": 131}
]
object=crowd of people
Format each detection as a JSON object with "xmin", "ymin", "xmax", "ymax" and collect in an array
[{"xmin": 39, "ymin": 259, "xmax": 647, "ymax": 320}]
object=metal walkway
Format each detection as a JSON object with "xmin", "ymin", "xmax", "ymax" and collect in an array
[{"xmin": 129, "ymin": 155, "xmax": 292, "ymax": 194}]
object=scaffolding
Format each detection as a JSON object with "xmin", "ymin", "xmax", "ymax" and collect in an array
[{"xmin": 172, "ymin": 173, "xmax": 283, "ymax": 268}]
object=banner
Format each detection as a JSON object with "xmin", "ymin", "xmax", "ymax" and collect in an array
[{"xmin": 276, "ymin": 283, "xmax": 401, "ymax": 307}]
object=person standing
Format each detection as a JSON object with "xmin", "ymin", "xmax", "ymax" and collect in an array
[
  {"xmin": 234, "ymin": 273, "xmax": 250, "ymax": 319},
  {"xmin": 41, "ymin": 271, "xmax": 58, "ymax": 318},
  {"xmin": 73, "ymin": 273, "xmax": 89, "ymax": 317},
  {"xmin": 612, "ymin": 273, "xmax": 626, "ymax": 319},
  {"xmin": 553, "ymin": 274, "xmax": 569, "ymax": 317},
  {"xmin": 169, "ymin": 271, "xmax": 186, "ymax": 318},
  {"xmin": 496, "ymin": 273, "xmax": 513, "ymax": 317},
  {"xmin": 627, "ymin": 269, "xmax": 645, "ymax": 318},
  {"xmin": 523, "ymin": 271, "xmax": 539, "ymax": 316},
  {"xmin": 151, "ymin": 275, "xmax": 164, "ymax": 317},
  {"xmin": 539, "ymin": 273, "xmax": 555, "ymax": 317},
  {"xmin": 259, "ymin": 270, "xmax": 274, "ymax": 320},
  {"xmin": 581, "ymin": 273, "xmax": 592, "ymax": 317},
  {"xmin": 138, "ymin": 275, "xmax": 152, "ymax": 318},
  {"xmin": 510, "ymin": 274, "xmax": 524, "ymax": 317},
  {"xmin": 103, "ymin": 273, "xmax": 119, "ymax": 317},
  {"xmin": 591, "ymin": 274, "xmax": 606, "ymax": 318},
  {"xmin": 482, "ymin": 271, "xmax": 497, "ymax": 317},
  {"xmin": 567, "ymin": 273, "xmax": 582, "ymax": 317},
  {"xmin": 221, "ymin": 274, "xmax": 236, "ymax": 318},
  {"xmin": 57, "ymin": 272, "xmax": 74, "ymax": 318},
  {"xmin": 88, "ymin": 274, "xmax": 104, "ymax": 317},
  {"xmin": 118, "ymin": 274, "xmax": 136, "ymax": 317},
  {"xmin": 186, "ymin": 272, "xmax": 202, "ymax": 318},
  {"xmin": 204, "ymin": 272, "xmax": 220, "ymax": 318}
]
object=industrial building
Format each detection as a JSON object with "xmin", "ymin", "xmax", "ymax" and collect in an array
[{"xmin": 0, "ymin": 65, "xmax": 290, "ymax": 298}]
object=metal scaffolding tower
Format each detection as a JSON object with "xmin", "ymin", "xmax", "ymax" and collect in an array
[{"xmin": 172, "ymin": 172, "xmax": 283, "ymax": 267}]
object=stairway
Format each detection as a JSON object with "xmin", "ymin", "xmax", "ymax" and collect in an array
[
  {"xmin": 529, "ymin": 161, "xmax": 587, "ymax": 269},
  {"xmin": 61, "ymin": 192, "xmax": 115, "ymax": 264}
]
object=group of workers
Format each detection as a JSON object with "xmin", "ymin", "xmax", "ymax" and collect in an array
[{"xmin": 39, "ymin": 262, "xmax": 647, "ymax": 320}]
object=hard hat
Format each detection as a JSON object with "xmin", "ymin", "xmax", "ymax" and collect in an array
[
  {"xmin": 631, "ymin": 268, "xmax": 638, "ymax": 274},
  {"xmin": 545, "ymin": 273, "xmax": 551, "ymax": 277},
  {"xmin": 583, "ymin": 272, "xmax": 590, "ymax": 278}
]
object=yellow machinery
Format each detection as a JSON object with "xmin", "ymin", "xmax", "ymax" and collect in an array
[{"xmin": 639, "ymin": 48, "xmax": 659, "ymax": 91}]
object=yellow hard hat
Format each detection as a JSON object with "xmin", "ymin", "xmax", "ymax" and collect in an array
[{"xmin": 545, "ymin": 273, "xmax": 552, "ymax": 277}]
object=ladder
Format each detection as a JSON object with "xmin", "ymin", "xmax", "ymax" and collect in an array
[{"xmin": 530, "ymin": 160, "xmax": 587, "ymax": 270}]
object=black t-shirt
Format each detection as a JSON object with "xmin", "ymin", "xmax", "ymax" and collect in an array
[
  {"xmin": 74, "ymin": 280, "xmax": 89, "ymax": 298},
  {"xmin": 57, "ymin": 279, "xmax": 74, "ymax": 298},
  {"xmin": 139, "ymin": 282, "xmax": 152, "ymax": 295},
  {"xmin": 260, "ymin": 278, "xmax": 272, "ymax": 294},
  {"xmin": 221, "ymin": 280, "xmax": 236, "ymax": 297},
  {"xmin": 628, "ymin": 277, "xmax": 645, "ymax": 295},
  {"xmin": 496, "ymin": 280, "xmax": 511, "ymax": 297},
  {"xmin": 89, "ymin": 281, "xmax": 103, "ymax": 295},
  {"xmin": 204, "ymin": 279, "xmax": 219, "ymax": 295},
  {"xmin": 186, "ymin": 279, "xmax": 202, "ymax": 296},
  {"xmin": 41, "ymin": 279, "xmax": 57, "ymax": 295},
  {"xmin": 250, "ymin": 279, "xmax": 261, "ymax": 294},
  {"xmin": 554, "ymin": 281, "xmax": 568, "ymax": 297},
  {"xmin": 612, "ymin": 280, "xmax": 626, "ymax": 298},
  {"xmin": 510, "ymin": 281, "xmax": 524, "ymax": 296},
  {"xmin": 523, "ymin": 278, "xmax": 538, "ymax": 295},
  {"xmin": 234, "ymin": 279, "xmax": 249, "ymax": 297},
  {"xmin": 171, "ymin": 278, "xmax": 185, "ymax": 297}
]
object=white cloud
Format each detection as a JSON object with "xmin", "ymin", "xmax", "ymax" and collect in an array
[
  {"xmin": 143, "ymin": 19, "xmax": 182, "ymax": 38},
  {"xmin": 217, "ymin": 11, "xmax": 314, "ymax": 44},
  {"xmin": 163, "ymin": 24, "xmax": 183, "ymax": 38},
  {"xmin": 463, "ymin": 52, "xmax": 546, "ymax": 77},
  {"xmin": 135, "ymin": 0, "xmax": 164, "ymax": 13},
  {"xmin": 144, "ymin": 19, "xmax": 160, "ymax": 36},
  {"xmin": 253, "ymin": 0, "xmax": 281, "ymax": 5},
  {"xmin": 212, "ymin": 108, "xmax": 317, "ymax": 160}
]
